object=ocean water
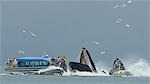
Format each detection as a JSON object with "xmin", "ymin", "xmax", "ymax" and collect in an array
[
  {"xmin": 0, "ymin": 58, "xmax": 150, "ymax": 84},
  {"xmin": 0, "ymin": 0, "xmax": 150, "ymax": 84},
  {"xmin": 0, "ymin": 75, "xmax": 150, "ymax": 84}
]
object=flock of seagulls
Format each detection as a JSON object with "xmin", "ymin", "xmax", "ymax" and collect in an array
[
  {"xmin": 113, "ymin": 0, "xmax": 133, "ymax": 29},
  {"xmin": 115, "ymin": 18, "xmax": 131, "ymax": 29},
  {"xmin": 112, "ymin": 0, "xmax": 132, "ymax": 8},
  {"xmin": 17, "ymin": 28, "xmax": 38, "ymax": 55},
  {"xmin": 22, "ymin": 29, "xmax": 38, "ymax": 38},
  {"xmin": 112, "ymin": 5, "xmax": 119, "ymax": 8},
  {"xmin": 94, "ymin": 0, "xmax": 133, "ymax": 56},
  {"xmin": 92, "ymin": 41, "xmax": 106, "ymax": 55},
  {"xmin": 115, "ymin": 18, "xmax": 123, "ymax": 24},
  {"xmin": 18, "ymin": 0, "xmax": 133, "ymax": 56}
]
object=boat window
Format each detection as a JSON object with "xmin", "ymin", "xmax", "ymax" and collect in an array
[
  {"xmin": 29, "ymin": 61, "xmax": 34, "ymax": 66},
  {"xmin": 42, "ymin": 61, "xmax": 48, "ymax": 66},
  {"xmin": 34, "ymin": 61, "xmax": 40, "ymax": 66},
  {"xmin": 39, "ymin": 61, "xmax": 43, "ymax": 66},
  {"xmin": 39, "ymin": 61, "xmax": 49, "ymax": 66},
  {"xmin": 18, "ymin": 62, "xmax": 26, "ymax": 67},
  {"xmin": 18, "ymin": 61, "xmax": 49, "ymax": 67},
  {"xmin": 26, "ymin": 61, "xmax": 29, "ymax": 66}
]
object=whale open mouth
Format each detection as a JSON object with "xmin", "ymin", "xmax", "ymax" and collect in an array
[{"xmin": 69, "ymin": 48, "xmax": 97, "ymax": 73}]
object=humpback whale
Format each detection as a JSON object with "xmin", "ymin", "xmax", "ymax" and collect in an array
[
  {"xmin": 109, "ymin": 58, "xmax": 132, "ymax": 76},
  {"xmin": 69, "ymin": 48, "xmax": 97, "ymax": 73}
]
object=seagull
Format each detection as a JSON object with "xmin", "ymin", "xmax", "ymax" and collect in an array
[
  {"xmin": 125, "ymin": 24, "xmax": 130, "ymax": 28},
  {"xmin": 116, "ymin": 18, "xmax": 123, "ymax": 24},
  {"xmin": 93, "ymin": 41, "xmax": 100, "ymax": 45},
  {"xmin": 128, "ymin": 0, "xmax": 132, "ymax": 4},
  {"xmin": 100, "ymin": 51, "xmax": 106, "ymax": 55},
  {"xmin": 22, "ymin": 30, "xmax": 26, "ymax": 33},
  {"xmin": 18, "ymin": 50, "xmax": 25, "ymax": 54},
  {"xmin": 30, "ymin": 32, "xmax": 37, "ymax": 37},
  {"xmin": 116, "ymin": 21, "xmax": 120, "ymax": 24},
  {"xmin": 113, "ymin": 5, "xmax": 119, "ymax": 8},
  {"xmin": 117, "ymin": 18, "xmax": 123, "ymax": 22},
  {"xmin": 122, "ymin": 4, "xmax": 126, "ymax": 8}
]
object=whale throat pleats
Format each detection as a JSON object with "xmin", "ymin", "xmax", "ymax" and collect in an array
[{"xmin": 79, "ymin": 48, "xmax": 97, "ymax": 72}]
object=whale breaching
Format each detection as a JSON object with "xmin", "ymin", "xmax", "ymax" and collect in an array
[{"xmin": 109, "ymin": 58, "xmax": 132, "ymax": 76}]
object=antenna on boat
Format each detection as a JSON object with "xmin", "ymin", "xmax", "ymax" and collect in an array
[
  {"xmin": 43, "ymin": 51, "xmax": 49, "ymax": 57},
  {"xmin": 44, "ymin": 51, "xmax": 46, "ymax": 56}
]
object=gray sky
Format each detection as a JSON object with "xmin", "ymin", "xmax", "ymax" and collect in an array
[{"xmin": 0, "ymin": 1, "xmax": 149, "ymax": 67}]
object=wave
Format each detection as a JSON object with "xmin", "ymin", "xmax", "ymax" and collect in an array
[
  {"xmin": 0, "ymin": 72, "xmax": 28, "ymax": 76},
  {"xmin": 95, "ymin": 58, "xmax": 150, "ymax": 77},
  {"xmin": 0, "ymin": 73, "xmax": 9, "ymax": 76},
  {"xmin": 126, "ymin": 59, "xmax": 150, "ymax": 77},
  {"xmin": 1, "ymin": 58, "xmax": 150, "ymax": 77}
]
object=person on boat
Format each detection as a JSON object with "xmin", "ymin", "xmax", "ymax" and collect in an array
[
  {"xmin": 51, "ymin": 56, "xmax": 67, "ymax": 65},
  {"xmin": 50, "ymin": 56, "xmax": 67, "ymax": 72},
  {"xmin": 6, "ymin": 58, "xmax": 18, "ymax": 68}
]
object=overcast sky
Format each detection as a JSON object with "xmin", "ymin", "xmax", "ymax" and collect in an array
[{"xmin": 0, "ymin": 1, "xmax": 149, "ymax": 67}]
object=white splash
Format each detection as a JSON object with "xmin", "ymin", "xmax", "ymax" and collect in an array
[
  {"xmin": 0, "ymin": 73, "xmax": 9, "ymax": 76},
  {"xmin": 34, "ymin": 66, "xmax": 63, "ymax": 74},
  {"xmin": 95, "ymin": 61, "xmax": 110, "ymax": 76},
  {"xmin": 66, "ymin": 70, "xmax": 108, "ymax": 77},
  {"xmin": 70, "ymin": 71, "xmax": 98, "ymax": 76},
  {"xmin": 126, "ymin": 59, "xmax": 150, "ymax": 77},
  {"xmin": 62, "ymin": 69, "xmax": 72, "ymax": 76},
  {"xmin": 63, "ymin": 61, "xmax": 109, "ymax": 77},
  {"xmin": 95, "ymin": 58, "xmax": 150, "ymax": 77}
]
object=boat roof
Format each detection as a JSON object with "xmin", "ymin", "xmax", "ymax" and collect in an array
[{"xmin": 16, "ymin": 56, "xmax": 52, "ymax": 62}]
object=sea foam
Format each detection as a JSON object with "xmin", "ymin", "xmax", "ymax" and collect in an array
[{"xmin": 126, "ymin": 59, "xmax": 150, "ymax": 77}]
